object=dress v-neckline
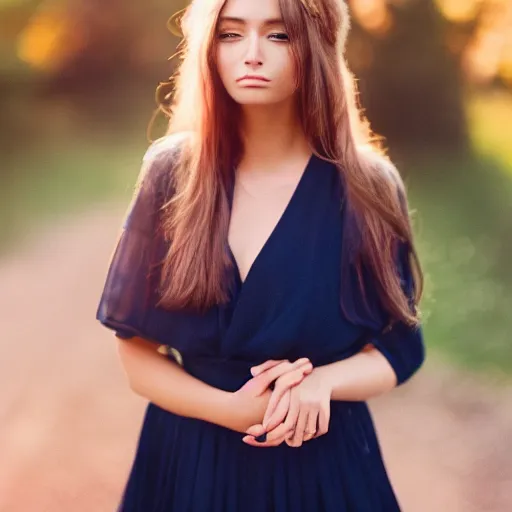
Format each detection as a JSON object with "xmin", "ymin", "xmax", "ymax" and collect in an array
[{"xmin": 227, "ymin": 152, "xmax": 316, "ymax": 289}]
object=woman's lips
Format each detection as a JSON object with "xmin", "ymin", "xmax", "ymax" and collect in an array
[{"xmin": 237, "ymin": 75, "xmax": 271, "ymax": 83}]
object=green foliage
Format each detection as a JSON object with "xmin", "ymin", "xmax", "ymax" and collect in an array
[
  {"xmin": 0, "ymin": 130, "xmax": 148, "ymax": 255},
  {"xmin": 409, "ymin": 154, "xmax": 512, "ymax": 380},
  {"xmin": 406, "ymin": 91, "xmax": 512, "ymax": 379}
]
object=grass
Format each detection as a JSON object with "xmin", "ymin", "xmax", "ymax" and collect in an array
[
  {"xmin": 467, "ymin": 89, "xmax": 512, "ymax": 176},
  {"xmin": 0, "ymin": 128, "xmax": 149, "ymax": 255},
  {"xmin": 408, "ymin": 155, "xmax": 512, "ymax": 381},
  {"xmin": 405, "ymin": 89, "xmax": 512, "ymax": 380}
]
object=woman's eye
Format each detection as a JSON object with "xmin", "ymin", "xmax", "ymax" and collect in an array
[
  {"xmin": 218, "ymin": 31, "xmax": 289, "ymax": 42},
  {"xmin": 218, "ymin": 32, "xmax": 240, "ymax": 40},
  {"xmin": 269, "ymin": 32, "xmax": 290, "ymax": 42}
]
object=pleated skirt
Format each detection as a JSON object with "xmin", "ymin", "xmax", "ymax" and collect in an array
[{"xmin": 117, "ymin": 400, "xmax": 401, "ymax": 511}]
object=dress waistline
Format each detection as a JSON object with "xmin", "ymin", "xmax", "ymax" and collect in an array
[{"xmin": 181, "ymin": 344, "xmax": 365, "ymax": 392}]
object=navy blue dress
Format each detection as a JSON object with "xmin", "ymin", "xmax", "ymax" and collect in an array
[{"xmin": 96, "ymin": 138, "xmax": 425, "ymax": 511}]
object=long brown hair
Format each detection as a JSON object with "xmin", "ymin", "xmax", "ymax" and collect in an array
[{"xmin": 149, "ymin": 0, "xmax": 423, "ymax": 329}]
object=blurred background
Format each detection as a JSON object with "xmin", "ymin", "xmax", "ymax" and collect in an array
[{"xmin": 0, "ymin": 0, "xmax": 511, "ymax": 510}]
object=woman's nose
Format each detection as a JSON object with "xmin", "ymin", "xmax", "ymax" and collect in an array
[{"xmin": 244, "ymin": 33, "xmax": 263, "ymax": 67}]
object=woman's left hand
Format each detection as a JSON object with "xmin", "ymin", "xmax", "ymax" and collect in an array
[{"xmin": 242, "ymin": 367, "xmax": 332, "ymax": 448}]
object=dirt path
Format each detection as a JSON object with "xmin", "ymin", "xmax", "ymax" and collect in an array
[{"xmin": 0, "ymin": 206, "xmax": 511, "ymax": 512}]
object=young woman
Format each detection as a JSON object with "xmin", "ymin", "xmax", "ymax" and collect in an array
[{"xmin": 96, "ymin": 0, "xmax": 426, "ymax": 510}]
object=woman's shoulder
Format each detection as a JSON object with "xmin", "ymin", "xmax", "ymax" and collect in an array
[
  {"xmin": 142, "ymin": 131, "xmax": 191, "ymax": 165},
  {"xmin": 358, "ymin": 146, "xmax": 403, "ymax": 186},
  {"xmin": 358, "ymin": 146, "xmax": 409, "ymax": 212},
  {"xmin": 137, "ymin": 132, "xmax": 191, "ymax": 199}
]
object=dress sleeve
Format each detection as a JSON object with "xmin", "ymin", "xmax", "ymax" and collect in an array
[
  {"xmin": 367, "ymin": 239, "xmax": 426, "ymax": 386},
  {"xmin": 95, "ymin": 142, "xmax": 175, "ymax": 342}
]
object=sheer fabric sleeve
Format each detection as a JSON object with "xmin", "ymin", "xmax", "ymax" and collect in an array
[
  {"xmin": 95, "ymin": 142, "xmax": 175, "ymax": 342},
  {"xmin": 362, "ymin": 161, "xmax": 426, "ymax": 386},
  {"xmin": 367, "ymin": 239, "xmax": 426, "ymax": 386}
]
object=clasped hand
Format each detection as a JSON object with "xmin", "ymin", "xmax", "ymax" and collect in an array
[{"xmin": 243, "ymin": 358, "xmax": 332, "ymax": 448}]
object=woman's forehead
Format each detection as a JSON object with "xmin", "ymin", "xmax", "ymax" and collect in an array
[{"xmin": 220, "ymin": 0, "xmax": 283, "ymax": 21}]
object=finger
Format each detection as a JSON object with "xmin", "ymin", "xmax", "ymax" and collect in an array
[
  {"xmin": 242, "ymin": 435, "xmax": 274, "ymax": 447},
  {"xmin": 263, "ymin": 374, "xmax": 297, "ymax": 427},
  {"xmin": 316, "ymin": 405, "xmax": 330, "ymax": 438},
  {"xmin": 245, "ymin": 424, "xmax": 266, "ymax": 437},
  {"xmin": 278, "ymin": 389, "xmax": 300, "ymax": 445},
  {"xmin": 264, "ymin": 364, "xmax": 312, "ymax": 422},
  {"xmin": 250, "ymin": 359, "xmax": 286, "ymax": 377},
  {"xmin": 242, "ymin": 433, "xmax": 288, "ymax": 448},
  {"xmin": 243, "ymin": 420, "xmax": 295, "ymax": 447},
  {"xmin": 252, "ymin": 359, "xmax": 310, "ymax": 395},
  {"xmin": 250, "ymin": 390, "xmax": 299, "ymax": 447},
  {"xmin": 245, "ymin": 361, "xmax": 294, "ymax": 395},
  {"xmin": 290, "ymin": 408, "xmax": 308, "ymax": 447},
  {"xmin": 304, "ymin": 409, "xmax": 319, "ymax": 441},
  {"xmin": 265, "ymin": 421, "xmax": 294, "ymax": 443},
  {"xmin": 262, "ymin": 390, "xmax": 290, "ymax": 431},
  {"xmin": 265, "ymin": 385, "xmax": 300, "ymax": 432},
  {"xmin": 262, "ymin": 365, "xmax": 311, "ymax": 426},
  {"xmin": 303, "ymin": 365, "xmax": 314, "ymax": 376}
]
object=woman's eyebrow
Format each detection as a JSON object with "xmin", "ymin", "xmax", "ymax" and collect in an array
[{"xmin": 218, "ymin": 16, "xmax": 285, "ymax": 26}]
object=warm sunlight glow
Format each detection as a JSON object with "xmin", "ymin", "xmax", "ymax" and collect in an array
[
  {"xmin": 435, "ymin": 0, "xmax": 481, "ymax": 22},
  {"xmin": 460, "ymin": 0, "xmax": 512, "ymax": 84},
  {"xmin": 464, "ymin": 35, "xmax": 502, "ymax": 84},
  {"xmin": 16, "ymin": 9, "xmax": 81, "ymax": 72},
  {"xmin": 499, "ymin": 47, "xmax": 512, "ymax": 86},
  {"xmin": 351, "ymin": 0, "xmax": 392, "ymax": 37}
]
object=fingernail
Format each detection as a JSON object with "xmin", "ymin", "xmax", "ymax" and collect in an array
[{"xmin": 255, "ymin": 433, "xmax": 267, "ymax": 443}]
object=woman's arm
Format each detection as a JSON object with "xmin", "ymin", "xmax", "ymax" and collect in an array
[
  {"xmin": 244, "ymin": 341, "xmax": 422, "ymax": 447},
  {"xmin": 315, "ymin": 344, "xmax": 399, "ymax": 401},
  {"xmin": 116, "ymin": 336, "xmax": 311, "ymax": 433},
  {"xmin": 117, "ymin": 336, "xmax": 237, "ymax": 428}
]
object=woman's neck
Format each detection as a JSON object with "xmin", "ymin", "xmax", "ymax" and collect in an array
[{"xmin": 239, "ymin": 102, "xmax": 310, "ymax": 171}]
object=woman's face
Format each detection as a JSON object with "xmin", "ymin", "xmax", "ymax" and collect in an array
[{"xmin": 215, "ymin": 0, "xmax": 297, "ymax": 106}]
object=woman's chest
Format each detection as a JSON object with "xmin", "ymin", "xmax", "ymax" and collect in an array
[
  {"xmin": 153, "ymin": 158, "xmax": 366, "ymax": 361},
  {"xmin": 227, "ymin": 157, "xmax": 313, "ymax": 285},
  {"xmin": 219, "ymin": 163, "xmax": 366, "ymax": 361}
]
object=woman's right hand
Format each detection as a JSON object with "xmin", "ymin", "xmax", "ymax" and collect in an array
[{"xmin": 228, "ymin": 358, "xmax": 312, "ymax": 434}]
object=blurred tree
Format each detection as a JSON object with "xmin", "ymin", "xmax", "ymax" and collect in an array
[
  {"xmin": 1, "ymin": 0, "xmax": 510, "ymax": 157},
  {"xmin": 347, "ymin": 0, "xmax": 470, "ymax": 157},
  {"xmin": 10, "ymin": 0, "xmax": 187, "ymax": 136},
  {"xmin": 41, "ymin": 1, "xmax": 182, "ymax": 92},
  {"xmin": 439, "ymin": 0, "xmax": 512, "ymax": 87}
]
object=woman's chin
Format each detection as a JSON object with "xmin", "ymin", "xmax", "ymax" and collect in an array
[
  {"xmin": 232, "ymin": 93, "xmax": 285, "ymax": 107},
  {"xmin": 227, "ymin": 86, "xmax": 272, "ymax": 101}
]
